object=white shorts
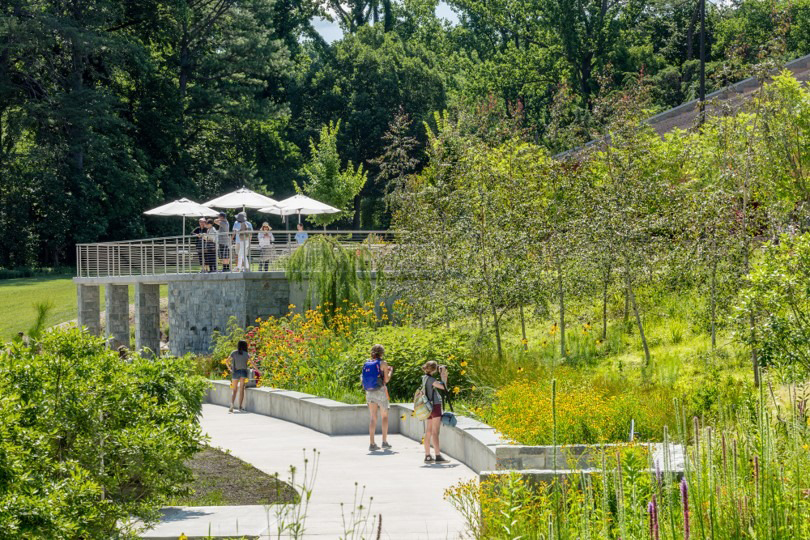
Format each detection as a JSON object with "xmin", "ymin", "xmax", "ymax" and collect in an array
[{"xmin": 366, "ymin": 388, "xmax": 389, "ymax": 409}]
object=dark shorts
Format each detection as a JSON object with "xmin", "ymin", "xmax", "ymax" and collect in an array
[
  {"xmin": 218, "ymin": 245, "xmax": 230, "ymax": 259},
  {"xmin": 428, "ymin": 403, "xmax": 443, "ymax": 419},
  {"xmin": 232, "ymin": 369, "xmax": 248, "ymax": 380}
]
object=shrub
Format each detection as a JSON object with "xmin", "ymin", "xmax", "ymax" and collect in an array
[
  {"xmin": 0, "ymin": 327, "xmax": 208, "ymax": 538},
  {"xmin": 738, "ymin": 233, "xmax": 810, "ymax": 377},
  {"xmin": 340, "ymin": 325, "xmax": 474, "ymax": 401}
]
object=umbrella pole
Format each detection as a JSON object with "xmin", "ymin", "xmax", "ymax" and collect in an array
[{"xmin": 182, "ymin": 216, "xmax": 186, "ymax": 274}]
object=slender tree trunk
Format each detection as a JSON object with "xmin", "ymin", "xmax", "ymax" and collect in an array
[
  {"xmin": 602, "ymin": 263, "xmax": 611, "ymax": 340},
  {"xmin": 710, "ymin": 257, "xmax": 717, "ymax": 350},
  {"xmin": 352, "ymin": 194, "xmax": 361, "ymax": 229},
  {"xmin": 557, "ymin": 257, "xmax": 566, "ymax": 358},
  {"xmin": 520, "ymin": 304, "xmax": 528, "ymax": 351},
  {"xmin": 439, "ymin": 222, "xmax": 451, "ymax": 329},
  {"xmin": 686, "ymin": 0, "xmax": 700, "ymax": 60},
  {"xmin": 623, "ymin": 284, "xmax": 630, "ymax": 325},
  {"xmin": 742, "ymin": 147, "xmax": 760, "ymax": 386},
  {"xmin": 627, "ymin": 275, "xmax": 651, "ymax": 366},
  {"xmin": 491, "ymin": 303, "xmax": 502, "ymax": 360}
]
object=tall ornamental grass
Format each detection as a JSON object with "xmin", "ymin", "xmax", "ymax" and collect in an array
[{"xmin": 447, "ymin": 379, "xmax": 810, "ymax": 539}]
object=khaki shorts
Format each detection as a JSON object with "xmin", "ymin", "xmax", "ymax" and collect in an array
[{"xmin": 366, "ymin": 388, "xmax": 389, "ymax": 409}]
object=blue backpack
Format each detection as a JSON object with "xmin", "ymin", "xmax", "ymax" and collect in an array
[{"xmin": 361, "ymin": 359, "xmax": 383, "ymax": 391}]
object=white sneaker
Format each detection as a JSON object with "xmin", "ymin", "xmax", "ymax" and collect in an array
[{"xmin": 229, "ymin": 404, "xmax": 234, "ymax": 413}]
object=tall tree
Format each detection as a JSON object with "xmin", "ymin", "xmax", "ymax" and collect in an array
[{"xmin": 301, "ymin": 121, "xmax": 368, "ymax": 227}]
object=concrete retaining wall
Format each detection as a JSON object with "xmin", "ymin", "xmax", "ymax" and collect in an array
[
  {"xmin": 205, "ymin": 381, "xmax": 685, "ymax": 480},
  {"xmin": 206, "ymin": 381, "xmax": 499, "ymax": 473}
]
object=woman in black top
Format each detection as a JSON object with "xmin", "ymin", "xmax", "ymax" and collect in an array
[
  {"xmin": 422, "ymin": 360, "xmax": 450, "ymax": 463},
  {"xmin": 204, "ymin": 219, "xmax": 217, "ymax": 272},
  {"xmin": 192, "ymin": 218, "xmax": 207, "ymax": 270}
]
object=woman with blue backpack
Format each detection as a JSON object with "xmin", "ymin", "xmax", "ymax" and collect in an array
[{"xmin": 362, "ymin": 344, "xmax": 393, "ymax": 451}]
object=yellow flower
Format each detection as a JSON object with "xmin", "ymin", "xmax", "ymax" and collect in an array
[
  {"xmin": 460, "ymin": 370, "xmax": 467, "ymax": 376},
  {"xmin": 288, "ymin": 303, "xmax": 296, "ymax": 309},
  {"xmin": 179, "ymin": 534, "xmax": 188, "ymax": 540},
  {"xmin": 460, "ymin": 361, "xmax": 468, "ymax": 367},
  {"xmin": 471, "ymin": 386, "xmax": 477, "ymax": 391},
  {"xmin": 521, "ymin": 338, "xmax": 528, "ymax": 345},
  {"xmin": 452, "ymin": 386, "xmax": 460, "ymax": 394}
]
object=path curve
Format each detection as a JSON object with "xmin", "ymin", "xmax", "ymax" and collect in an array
[{"xmin": 198, "ymin": 403, "xmax": 476, "ymax": 539}]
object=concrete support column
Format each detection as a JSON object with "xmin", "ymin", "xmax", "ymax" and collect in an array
[
  {"xmin": 105, "ymin": 284, "xmax": 130, "ymax": 350},
  {"xmin": 135, "ymin": 283, "xmax": 160, "ymax": 355},
  {"xmin": 77, "ymin": 284, "xmax": 101, "ymax": 336}
]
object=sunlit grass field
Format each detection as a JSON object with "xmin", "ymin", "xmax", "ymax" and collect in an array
[
  {"xmin": 0, "ymin": 276, "xmax": 167, "ymax": 340},
  {"xmin": 0, "ymin": 276, "xmax": 77, "ymax": 340}
]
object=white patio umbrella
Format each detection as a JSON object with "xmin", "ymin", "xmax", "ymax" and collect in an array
[
  {"xmin": 258, "ymin": 194, "xmax": 340, "ymax": 224},
  {"xmin": 144, "ymin": 198, "xmax": 219, "ymax": 235},
  {"xmin": 203, "ymin": 186, "xmax": 279, "ymax": 212}
]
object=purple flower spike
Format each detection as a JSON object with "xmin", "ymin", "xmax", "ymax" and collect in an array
[
  {"xmin": 648, "ymin": 494, "xmax": 659, "ymax": 540},
  {"xmin": 680, "ymin": 477, "xmax": 690, "ymax": 540}
]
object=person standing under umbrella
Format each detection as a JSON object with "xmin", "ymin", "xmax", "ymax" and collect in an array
[
  {"xmin": 216, "ymin": 212, "xmax": 231, "ymax": 272},
  {"xmin": 232, "ymin": 212, "xmax": 253, "ymax": 272},
  {"xmin": 295, "ymin": 222, "xmax": 308, "ymax": 245},
  {"xmin": 192, "ymin": 218, "xmax": 207, "ymax": 272},
  {"xmin": 258, "ymin": 222, "xmax": 274, "ymax": 271},
  {"xmin": 203, "ymin": 219, "xmax": 218, "ymax": 272}
]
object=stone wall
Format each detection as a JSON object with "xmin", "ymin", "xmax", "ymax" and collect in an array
[
  {"xmin": 135, "ymin": 283, "xmax": 161, "ymax": 354},
  {"xmin": 168, "ymin": 273, "xmax": 290, "ymax": 356},
  {"xmin": 77, "ymin": 284, "xmax": 101, "ymax": 336}
]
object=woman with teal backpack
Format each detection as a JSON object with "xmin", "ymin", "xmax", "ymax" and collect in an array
[
  {"xmin": 362, "ymin": 344, "xmax": 393, "ymax": 452},
  {"xmin": 421, "ymin": 361, "xmax": 450, "ymax": 463}
]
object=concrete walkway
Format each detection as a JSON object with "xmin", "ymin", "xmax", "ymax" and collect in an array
[{"xmin": 143, "ymin": 404, "xmax": 476, "ymax": 539}]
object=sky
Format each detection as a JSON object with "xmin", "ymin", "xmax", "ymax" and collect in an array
[{"xmin": 311, "ymin": 2, "xmax": 459, "ymax": 43}]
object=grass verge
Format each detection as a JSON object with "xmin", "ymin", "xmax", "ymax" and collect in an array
[{"xmin": 170, "ymin": 447, "xmax": 297, "ymax": 506}]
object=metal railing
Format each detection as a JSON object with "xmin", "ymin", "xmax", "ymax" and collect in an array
[{"xmin": 75, "ymin": 230, "xmax": 394, "ymax": 278}]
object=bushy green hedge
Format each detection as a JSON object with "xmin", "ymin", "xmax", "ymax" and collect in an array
[
  {"xmin": 337, "ymin": 326, "xmax": 473, "ymax": 401},
  {"xmin": 0, "ymin": 328, "xmax": 208, "ymax": 538}
]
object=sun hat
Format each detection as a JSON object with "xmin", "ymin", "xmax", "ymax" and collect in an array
[
  {"xmin": 236, "ymin": 212, "xmax": 247, "ymax": 223},
  {"xmin": 261, "ymin": 222, "xmax": 271, "ymax": 229}
]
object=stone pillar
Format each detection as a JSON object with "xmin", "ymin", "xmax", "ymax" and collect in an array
[
  {"xmin": 135, "ymin": 283, "xmax": 160, "ymax": 355},
  {"xmin": 105, "ymin": 284, "xmax": 130, "ymax": 350},
  {"xmin": 77, "ymin": 284, "xmax": 101, "ymax": 336}
]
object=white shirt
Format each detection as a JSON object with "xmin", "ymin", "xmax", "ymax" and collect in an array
[
  {"xmin": 232, "ymin": 221, "xmax": 253, "ymax": 244},
  {"xmin": 258, "ymin": 231, "xmax": 274, "ymax": 247}
]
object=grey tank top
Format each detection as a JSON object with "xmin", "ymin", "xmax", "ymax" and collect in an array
[{"xmin": 230, "ymin": 350, "xmax": 249, "ymax": 371}]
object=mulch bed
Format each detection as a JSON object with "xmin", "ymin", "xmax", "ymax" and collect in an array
[{"xmin": 172, "ymin": 447, "xmax": 298, "ymax": 506}]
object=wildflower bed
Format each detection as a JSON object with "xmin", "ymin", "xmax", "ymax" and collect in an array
[{"xmin": 212, "ymin": 304, "xmax": 474, "ymax": 404}]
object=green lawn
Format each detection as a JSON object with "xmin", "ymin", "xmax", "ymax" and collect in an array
[
  {"xmin": 0, "ymin": 276, "xmax": 77, "ymax": 340},
  {"xmin": 0, "ymin": 276, "xmax": 167, "ymax": 341}
]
